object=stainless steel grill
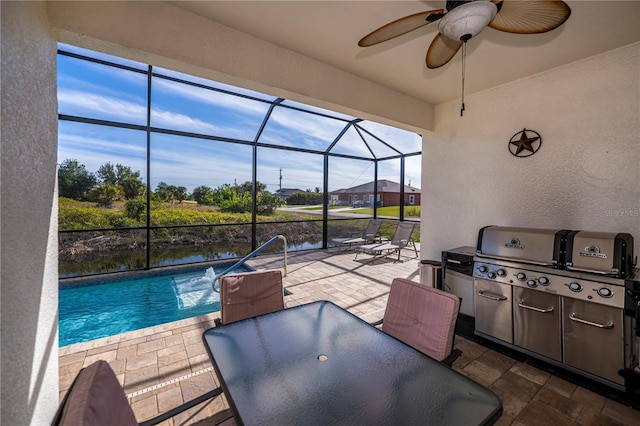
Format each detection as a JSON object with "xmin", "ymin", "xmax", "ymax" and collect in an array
[{"xmin": 473, "ymin": 226, "xmax": 636, "ymax": 391}]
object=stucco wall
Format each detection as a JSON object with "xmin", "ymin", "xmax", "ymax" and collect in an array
[
  {"xmin": 1, "ymin": 1, "xmax": 60, "ymax": 424},
  {"xmin": 420, "ymin": 42, "xmax": 640, "ymax": 260}
]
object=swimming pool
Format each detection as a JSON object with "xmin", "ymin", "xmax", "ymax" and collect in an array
[{"xmin": 59, "ymin": 264, "xmax": 251, "ymax": 347}]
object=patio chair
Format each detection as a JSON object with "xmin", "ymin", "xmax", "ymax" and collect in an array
[
  {"xmin": 354, "ymin": 221, "xmax": 418, "ymax": 261},
  {"xmin": 52, "ymin": 360, "xmax": 235, "ymax": 426},
  {"xmin": 330, "ymin": 219, "xmax": 383, "ymax": 250},
  {"xmin": 372, "ymin": 278, "xmax": 462, "ymax": 366},
  {"xmin": 217, "ymin": 269, "xmax": 285, "ymax": 325}
]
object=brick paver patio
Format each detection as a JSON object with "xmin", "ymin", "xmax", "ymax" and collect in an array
[{"xmin": 58, "ymin": 246, "xmax": 640, "ymax": 425}]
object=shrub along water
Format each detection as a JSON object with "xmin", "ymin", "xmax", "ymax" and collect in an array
[{"xmin": 58, "ymin": 198, "xmax": 420, "ymax": 278}]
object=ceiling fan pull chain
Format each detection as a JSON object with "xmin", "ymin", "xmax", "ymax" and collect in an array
[{"xmin": 460, "ymin": 41, "xmax": 466, "ymax": 117}]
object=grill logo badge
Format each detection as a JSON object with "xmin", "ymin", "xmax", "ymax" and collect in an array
[
  {"xmin": 504, "ymin": 238, "xmax": 525, "ymax": 250},
  {"xmin": 579, "ymin": 245, "xmax": 607, "ymax": 259}
]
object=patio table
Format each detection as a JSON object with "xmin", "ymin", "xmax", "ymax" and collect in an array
[{"xmin": 202, "ymin": 300, "xmax": 502, "ymax": 425}]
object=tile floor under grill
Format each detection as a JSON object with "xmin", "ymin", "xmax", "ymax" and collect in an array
[{"xmin": 58, "ymin": 247, "xmax": 640, "ymax": 425}]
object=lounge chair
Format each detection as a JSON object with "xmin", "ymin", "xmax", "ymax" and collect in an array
[
  {"xmin": 330, "ymin": 219, "xmax": 383, "ymax": 250},
  {"xmin": 372, "ymin": 278, "xmax": 462, "ymax": 366},
  {"xmin": 216, "ymin": 269, "xmax": 285, "ymax": 325},
  {"xmin": 354, "ymin": 221, "xmax": 418, "ymax": 261},
  {"xmin": 52, "ymin": 360, "xmax": 235, "ymax": 426}
]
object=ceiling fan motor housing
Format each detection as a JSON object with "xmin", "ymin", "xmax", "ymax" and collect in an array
[{"xmin": 439, "ymin": 0, "xmax": 498, "ymax": 42}]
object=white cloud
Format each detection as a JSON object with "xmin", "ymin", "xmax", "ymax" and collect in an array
[
  {"xmin": 152, "ymin": 78, "xmax": 269, "ymax": 117},
  {"xmin": 266, "ymin": 107, "xmax": 347, "ymax": 148},
  {"xmin": 58, "ymin": 132, "xmax": 146, "ymax": 176},
  {"xmin": 59, "ymin": 89, "xmax": 228, "ymax": 136},
  {"xmin": 58, "ymin": 90, "xmax": 147, "ymax": 122},
  {"xmin": 150, "ymin": 109, "xmax": 222, "ymax": 135}
]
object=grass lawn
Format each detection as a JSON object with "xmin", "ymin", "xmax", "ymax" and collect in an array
[
  {"xmin": 280, "ymin": 204, "xmax": 420, "ymax": 218},
  {"xmin": 353, "ymin": 205, "xmax": 420, "ymax": 218}
]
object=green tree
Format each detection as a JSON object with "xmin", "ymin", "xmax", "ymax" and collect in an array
[
  {"xmin": 211, "ymin": 183, "xmax": 252, "ymax": 213},
  {"xmin": 124, "ymin": 197, "xmax": 147, "ymax": 220},
  {"xmin": 192, "ymin": 185, "xmax": 214, "ymax": 205},
  {"xmin": 96, "ymin": 162, "xmax": 145, "ymax": 199},
  {"xmin": 210, "ymin": 183, "xmax": 237, "ymax": 205},
  {"xmin": 257, "ymin": 191, "xmax": 284, "ymax": 215},
  {"xmin": 120, "ymin": 176, "xmax": 146, "ymax": 200},
  {"xmin": 155, "ymin": 182, "xmax": 174, "ymax": 202},
  {"xmin": 96, "ymin": 162, "xmax": 118, "ymax": 186},
  {"xmin": 172, "ymin": 186, "xmax": 188, "ymax": 203},
  {"xmin": 88, "ymin": 183, "xmax": 123, "ymax": 207},
  {"xmin": 236, "ymin": 181, "xmax": 266, "ymax": 194},
  {"xmin": 219, "ymin": 192, "xmax": 252, "ymax": 213},
  {"xmin": 58, "ymin": 159, "xmax": 96, "ymax": 200},
  {"xmin": 153, "ymin": 183, "xmax": 188, "ymax": 203}
]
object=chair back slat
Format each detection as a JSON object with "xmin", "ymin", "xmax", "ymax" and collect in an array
[
  {"xmin": 382, "ymin": 278, "xmax": 460, "ymax": 362},
  {"xmin": 54, "ymin": 360, "xmax": 138, "ymax": 426},
  {"xmin": 390, "ymin": 222, "xmax": 415, "ymax": 246},
  {"xmin": 54, "ymin": 361, "xmax": 234, "ymax": 426},
  {"xmin": 362, "ymin": 219, "xmax": 382, "ymax": 240},
  {"xmin": 220, "ymin": 270, "xmax": 284, "ymax": 325}
]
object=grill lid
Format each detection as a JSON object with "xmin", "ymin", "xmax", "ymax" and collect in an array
[
  {"xmin": 566, "ymin": 231, "xmax": 634, "ymax": 277},
  {"xmin": 476, "ymin": 226, "xmax": 569, "ymax": 267}
]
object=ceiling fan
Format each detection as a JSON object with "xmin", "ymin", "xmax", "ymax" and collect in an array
[
  {"xmin": 359, "ymin": 0, "xmax": 571, "ymax": 115},
  {"xmin": 359, "ymin": 0, "xmax": 572, "ymax": 69}
]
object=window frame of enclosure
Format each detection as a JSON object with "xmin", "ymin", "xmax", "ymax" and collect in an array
[{"xmin": 57, "ymin": 47, "xmax": 421, "ymax": 277}]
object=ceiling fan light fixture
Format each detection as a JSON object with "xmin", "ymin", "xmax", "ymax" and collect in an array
[{"xmin": 439, "ymin": 0, "xmax": 498, "ymax": 42}]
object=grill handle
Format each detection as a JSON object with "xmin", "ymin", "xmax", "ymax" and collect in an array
[
  {"xmin": 517, "ymin": 301, "xmax": 554, "ymax": 313},
  {"xmin": 477, "ymin": 290, "xmax": 508, "ymax": 301},
  {"xmin": 569, "ymin": 312, "xmax": 614, "ymax": 329},
  {"xmin": 565, "ymin": 265, "xmax": 618, "ymax": 276},
  {"xmin": 475, "ymin": 253, "xmax": 554, "ymax": 267}
]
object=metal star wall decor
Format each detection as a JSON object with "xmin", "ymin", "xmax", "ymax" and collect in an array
[{"xmin": 509, "ymin": 128, "xmax": 541, "ymax": 157}]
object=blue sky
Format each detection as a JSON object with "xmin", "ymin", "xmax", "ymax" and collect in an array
[{"xmin": 57, "ymin": 43, "xmax": 422, "ymax": 193}]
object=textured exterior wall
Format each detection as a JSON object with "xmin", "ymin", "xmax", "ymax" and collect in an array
[
  {"xmin": 1, "ymin": 1, "xmax": 59, "ymax": 424},
  {"xmin": 420, "ymin": 43, "xmax": 640, "ymax": 260},
  {"xmin": 47, "ymin": 0, "xmax": 434, "ymax": 133}
]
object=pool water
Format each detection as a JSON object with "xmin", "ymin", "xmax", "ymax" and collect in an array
[{"xmin": 59, "ymin": 264, "xmax": 250, "ymax": 347}]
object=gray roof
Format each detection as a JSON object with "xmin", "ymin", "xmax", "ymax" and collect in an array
[
  {"xmin": 275, "ymin": 188, "xmax": 304, "ymax": 196},
  {"xmin": 332, "ymin": 180, "xmax": 420, "ymax": 194}
]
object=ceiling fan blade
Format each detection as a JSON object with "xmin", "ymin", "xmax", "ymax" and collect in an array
[
  {"xmin": 358, "ymin": 9, "xmax": 445, "ymax": 47},
  {"xmin": 489, "ymin": 0, "xmax": 571, "ymax": 34},
  {"xmin": 426, "ymin": 33, "xmax": 463, "ymax": 69}
]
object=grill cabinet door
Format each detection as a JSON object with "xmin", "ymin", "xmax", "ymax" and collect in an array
[
  {"xmin": 563, "ymin": 298, "xmax": 624, "ymax": 385},
  {"xmin": 513, "ymin": 287, "xmax": 561, "ymax": 361},
  {"xmin": 474, "ymin": 279, "xmax": 512, "ymax": 343}
]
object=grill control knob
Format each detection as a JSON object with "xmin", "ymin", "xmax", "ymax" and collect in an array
[
  {"xmin": 478, "ymin": 265, "xmax": 488, "ymax": 273},
  {"xmin": 527, "ymin": 279, "xmax": 538, "ymax": 288},
  {"xmin": 516, "ymin": 272, "xmax": 527, "ymax": 281},
  {"xmin": 487, "ymin": 272, "xmax": 497, "ymax": 279},
  {"xmin": 538, "ymin": 277, "xmax": 550, "ymax": 286},
  {"xmin": 568, "ymin": 282, "xmax": 582, "ymax": 292},
  {"xmin": 597, "ymin": 287, "xmax": 613, "ymax": 298},
  {"xmin": 496, "ymin": 269, "xmax": 507, "ymax": 277}
]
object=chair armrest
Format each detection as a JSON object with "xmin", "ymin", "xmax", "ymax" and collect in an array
[
  {"xmin": 370, "ymin": 318, "xmax": 383, "ymax": 327},
  {"xmin": 441, "ymin": 349, "xmax": 462, "ymax": 367},
  {"xmin": 139, "ymin": 388, "xmax": 223, "ymax": 426}
]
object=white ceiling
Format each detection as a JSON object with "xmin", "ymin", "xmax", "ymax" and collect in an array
[{"xmin": 169, "ymin": 1, "xmax": 640, "ymax": 106}]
